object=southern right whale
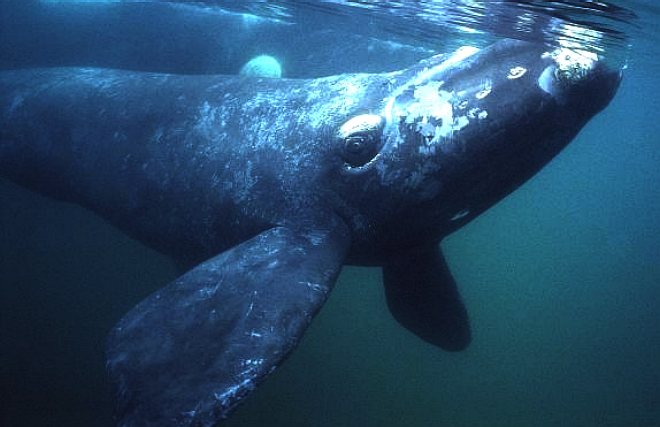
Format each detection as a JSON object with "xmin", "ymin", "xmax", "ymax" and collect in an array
[{"xmin": 0, "ymin": 39, "xmax": 621, "ymax": 426}]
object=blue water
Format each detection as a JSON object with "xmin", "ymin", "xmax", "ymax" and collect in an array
[{"xmin": 1, "ymin": 1, "xmax": 659, "ymax": 426}]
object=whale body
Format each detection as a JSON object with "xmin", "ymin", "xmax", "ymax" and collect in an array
[{"xmin": 0, "ymin": 40, "xmax": 620, "ymax": 426}]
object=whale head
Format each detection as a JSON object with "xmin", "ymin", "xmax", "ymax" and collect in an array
[{"xmin": 335, "ymin": 39, "xmax": 621, "ymax": 260}]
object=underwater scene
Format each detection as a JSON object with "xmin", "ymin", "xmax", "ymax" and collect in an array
[{"xmin": 1, "ymin": 1, "xmax": 659, "ymax": 426}]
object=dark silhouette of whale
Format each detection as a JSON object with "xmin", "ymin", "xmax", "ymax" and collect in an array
[
  {"xmin": 0, "ymin": 40, "xmax": 620, "ymax": 426},
  {"xmin": 0, "ymin": 1, "xmax": 429, "ymax": 77}
]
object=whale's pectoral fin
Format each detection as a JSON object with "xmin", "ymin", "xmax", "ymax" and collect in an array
[
  {"xmin": 383, "ymin": 245, "xmax": 471, "ymax": 351},
  {"xmin": 106, "ymin": 222, "xmax": 350, "ymax": 427}
]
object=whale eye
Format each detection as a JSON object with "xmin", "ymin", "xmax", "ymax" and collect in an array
[
  {"xmin": 345, "ymin": 135, "xmax": 368, "ymax": 154},
  {"xmin": 338, "ymin": 114, "xmax": 384, "ymax": 167},
  {"xmin": 343, "ymin": 133, "xmax": 377, "ymax": 166}
]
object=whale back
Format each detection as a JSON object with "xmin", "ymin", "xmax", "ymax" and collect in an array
[{"xmin": 0, "ymin": 68, "xmax": 389, "ymax": 261}]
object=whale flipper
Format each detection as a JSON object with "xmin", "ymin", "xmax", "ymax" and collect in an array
[
  {"xmin": 383, "ymin": 245, "xmax": 471, "ymax": 351},
  {"xmin": 107, "ymin": 223, "xmax": 350, "ymax": 426}
]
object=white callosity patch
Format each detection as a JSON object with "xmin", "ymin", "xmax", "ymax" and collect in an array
[
  {"xmin": 459, "ymin": 80, "xmax": 492, "ymax": 124},
  {"xmin": 381, "ymin": 46, "xmax": 485, "ymax": 156},
  {"xmin": 385, "ymin": 46, "xmax": 479, "ymax": 107},
  {"xmin": 394, "ymin": 82, "xmax": 474, "ymax": 152},
  {"xmin": 467, "ymin": 106, "xmax": 488, "ymax": 120},
  {"xmin": 538, "ymin": 46, "xmax": 599, "ymax": 96},
  {"xmin": 407, "ymin": 82, "xmax": 452, "ymax": 126},
  {"xmin": 382, "ymin": 46, "xmax": 480, "ymax": 125},
  {"xmin": 393, "ymin": 82, "xmax": 491, "ymax": 157},
  {"xmin": 555, "ymin": 48, "xmax": 597, "ymax": 70},
  {"xmin": 507, "ymin": 66, "xmax": 528, "ymax": 80},
  {"xmin": 543, "ymin": 47, "xmax": 598, "ymax": 83},
  {"xmin": 475, "ymin": 81, "xmax": 492, "ymax": 100}
]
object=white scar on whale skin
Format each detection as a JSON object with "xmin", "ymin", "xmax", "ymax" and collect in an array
[
  {"xmin": 450, "ymin": 209, "xmax": 470, "ymax": 221},
  {"xmin": 302, "ymin": 74, "xmax": 370, "ymax": 130}
]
